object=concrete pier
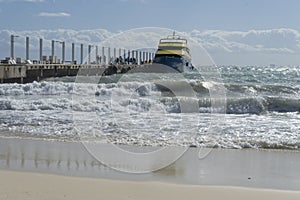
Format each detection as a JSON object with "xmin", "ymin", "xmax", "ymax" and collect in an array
[
  {"xmin": 0, "ymin": 63, "xmax": 147, "ymax": 84},
  {"xmin": 1, "ymin": 35, "xmax": 155, "ymax": 84}
]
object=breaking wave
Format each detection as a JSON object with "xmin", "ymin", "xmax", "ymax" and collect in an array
[
  {"xmin": 0, "ymin": 64, "xmax": 299, "ymax": 150},
  {"xmin": 0, "ymin": 81, "xmax": 299, "ymax": 115}
]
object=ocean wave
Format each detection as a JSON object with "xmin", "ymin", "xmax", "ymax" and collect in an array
[
  {"xmin": 160, "ymin": 96, "xmax": 300, "ymax": 114},
  {"xmin": 0, "ymin": 93, "xmax": 299, "ymax": 115},
  {"xmin": 0, "ymin": 81, "xmax": 74, "ymax": 96},
  {"xmin": 0, "ymin": 78, "xmax": 298, "ymax": 115},
  {"xmin": 225, "ymin": 83, "xmax": 300, "ymax": 96},
  {"xmin": 0, "ymin": 79, "xmax": 299, "ymax": 99}
]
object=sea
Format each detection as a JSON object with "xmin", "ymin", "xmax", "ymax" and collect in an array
[{"xmin": 0, "ymin": 65, "xmax": 299, "ymax": 150}]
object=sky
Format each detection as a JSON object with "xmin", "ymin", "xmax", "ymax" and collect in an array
[
  {"xmin": 1, "ymin": 0, "xmax": 300, "ymax": 65},
  {"xmin": 0, "ymin": 0, "xmax": 300, "ymax": 31}
]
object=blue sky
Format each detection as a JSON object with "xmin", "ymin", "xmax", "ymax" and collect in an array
[
  {"xmin": 0, "ymin": 0, "xmax": 300, "ymax": 31},
  {"xmin": 1, "ymin": 0, "xmax": 300, "ymax": 65}
]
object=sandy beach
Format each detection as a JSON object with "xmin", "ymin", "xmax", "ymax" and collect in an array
[
  {"xmin": 0, "ymin": 137, "xmax": 299, "ymax": 199},
  {"xmin": 0, "ymin": 170, "xmax": 299, "ymax": 200}
]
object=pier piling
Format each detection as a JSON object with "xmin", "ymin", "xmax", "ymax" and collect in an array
[
  {"xmin": 71, "ymin": 43, "xmax": 75, "ymax": 64},
  {"xmin": 113, "ymin": 48, "xmax": 116, "ymax": 61},
  {"xmin": 80, "ymin": 44, "xmax": 83, "ymax": 64},
  {"xmin": 88, "ymin": 45, "xmax": 92, "ymax": 64},
  {"xmin": 95, "ymin": 46, "xmax": 98, "ymax": 64},
  {"xmin": 26, "ymin": 37, "xmax": 29, "ymax": 60},
  {"xmin": 62, "ymin": 42, "xmax": 65, "ymax": 64},
  {"xmin": 39, "ymin": 39, "xmax": 43, "ymax": 63},
  {"xmin": 108, "ymin": 47, "xmax": 111, "ymax": 64},
  {"xmin": 102, "ymin": 47, "xmax": 105, "ymax": 64},
  {"xmin": 10, "ymin": 35, "xmax": 19, "ymax": 59},
  {"xmin": 51, "ymin": 40, "xmax": 55, "ymax": 64}
]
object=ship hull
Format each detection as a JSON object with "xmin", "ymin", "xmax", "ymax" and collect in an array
[{"xmin": 153, "ymin": 55, "xmax": 193, "ymax": 73}]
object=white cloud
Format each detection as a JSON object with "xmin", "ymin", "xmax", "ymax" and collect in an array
[
  {"xmin": 189, "ymin": 28, "xmax": 300, "ymax": 55},
  {"xmin": 1, "ymin": 28, "xmax": 300, "ymax": 65},
  {"xmin": 38, "ymin": 12, "xmax": 71, "ymax": 17}
]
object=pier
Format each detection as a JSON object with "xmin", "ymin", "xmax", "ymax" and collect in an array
[{"xmin": 0, "ymin": 35, "xmax": 155, "ymax": 84}]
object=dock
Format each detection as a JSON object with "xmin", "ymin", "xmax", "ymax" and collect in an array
[
  {"xmin": 0, "ymin": 34, "xmax": 155, "ymax": 84},
  {"xmin": 0, "ymin": 63, "xmax": 147, "ymax": 84}
]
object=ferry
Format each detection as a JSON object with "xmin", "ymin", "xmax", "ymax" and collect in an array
[{"xmin": 153, "ymin": 32, "xmax": 194, "ymax": 72}]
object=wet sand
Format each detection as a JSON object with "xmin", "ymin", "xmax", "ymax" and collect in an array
[
  {"xmin": 0, "ymin": 170, "xmax": 300, "ymax": 200},
  {"xmin": 0, "ymin": 137, "xmax": 299, "ymax": 200}
]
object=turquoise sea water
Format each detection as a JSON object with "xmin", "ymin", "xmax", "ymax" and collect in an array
[{"xmin": 0, "ymin": 65, "xmax": 299, "ymax": 149}]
